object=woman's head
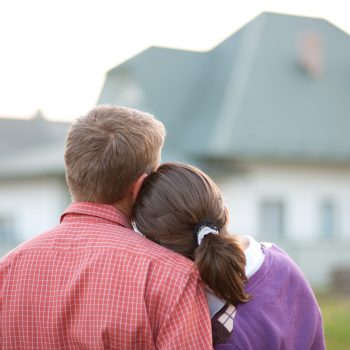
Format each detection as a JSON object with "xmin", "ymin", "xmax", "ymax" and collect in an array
[{"xmin": 133, "ymin": 162, "xmax": 250, "ymax": 305}]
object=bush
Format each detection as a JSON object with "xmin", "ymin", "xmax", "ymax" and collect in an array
[{"xmin": 317, "ymin": 294, "xmax": 350, "ymax": 349}]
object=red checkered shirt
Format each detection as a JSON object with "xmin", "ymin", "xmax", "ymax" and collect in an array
[{"xmin": 0, "ymin": 202, "xmax": 213, "ymax": 349}]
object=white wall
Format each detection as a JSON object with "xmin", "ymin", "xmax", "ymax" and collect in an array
[
  {"xmin": 215, "ymin": 161, "xmax": 350, "ymax": 289},
  {"xmin": 217, "ymin": 162, "xmax": 350, "ymax": 241},
  {"xmin": 0, "ymin": 176, "xmax": 70, "ymax": 243},
  {"xmin": 279, "ymin": 239, "xmax": 350, "ymax": 290}
]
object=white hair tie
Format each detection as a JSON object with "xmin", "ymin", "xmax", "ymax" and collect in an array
[{"xmin": 196, "ymin": 223, "xmax": 219, "ymax": 245}]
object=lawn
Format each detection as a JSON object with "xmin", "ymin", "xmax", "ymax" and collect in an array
[{"xmin": 317, "ymin": 293, "xmax": 350, "ymax": 349}]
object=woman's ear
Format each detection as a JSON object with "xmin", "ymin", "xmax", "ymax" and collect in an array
[{"xmin": 130, "ymin": 173, "xmax": 148, "ymax": 203}]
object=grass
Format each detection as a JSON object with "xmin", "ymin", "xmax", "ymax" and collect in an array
[{"xmin": 317, "ymin": 293, "xmax": 350, "ymax": 349}]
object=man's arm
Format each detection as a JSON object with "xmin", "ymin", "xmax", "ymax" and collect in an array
[{"xmin": 155, "ymin": 267, "xmax": 213, "ymax": 349}]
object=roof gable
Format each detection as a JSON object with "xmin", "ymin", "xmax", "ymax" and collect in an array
[
  {"xmin": 204, "ymin": 12, "xmax": 350, "ymax": 162},
  {"xmin": 99, "ymin": 12, "xmax": 350, "ymax": 163}
]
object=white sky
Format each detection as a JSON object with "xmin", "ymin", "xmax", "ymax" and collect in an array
[{"xmin": 0, "ymin": 0, "xmax": 348, "ymax": 121}]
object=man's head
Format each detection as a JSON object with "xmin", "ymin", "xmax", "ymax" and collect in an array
[{"xmin": 64, "ymin": 105, "xmax": 166, "ymax": 206}]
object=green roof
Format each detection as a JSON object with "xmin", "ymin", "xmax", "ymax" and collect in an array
[
  {"xmin": 0, "ymin": 115, "xmax": 68, "ymax": 178},
  {"xmin": 99, "ymin": 12, "xmax": 350, "ymax": 163}
]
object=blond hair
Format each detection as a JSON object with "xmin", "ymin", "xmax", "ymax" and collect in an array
[
  {"xmin": 64, "ymin": 105, "xmax": 165, "ymax": 203},
  {"xmin": 133, "ymin": 163, "xmax": 250, "ymax": 306}
]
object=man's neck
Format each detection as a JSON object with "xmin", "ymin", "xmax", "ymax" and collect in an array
[{"xmin": 112, "ymin": 197, "xmax": 133, "ymax": 220}]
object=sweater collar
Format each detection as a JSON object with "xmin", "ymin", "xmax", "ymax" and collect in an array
[{"xmin": 244, "ymin": 235, "xmax": 265, "ymax": 279}]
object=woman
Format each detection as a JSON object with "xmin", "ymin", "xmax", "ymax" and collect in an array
[{"xmin": 133, "ymin": 163, "xmax": 325, "ymax": 349}]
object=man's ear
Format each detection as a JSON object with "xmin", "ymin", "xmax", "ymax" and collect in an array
[
  {"xmin": 224, "ymin": 206, "xmax": 230, "ymax": 224},
  {"xmin": 130, "ymin": 173, "xmax": 148, "ymax": 203}
]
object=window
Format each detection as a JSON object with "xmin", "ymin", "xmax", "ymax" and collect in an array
[
  {"xmin": 260, "ymin": 199, "xmax": 286, "ymax": 240},
  {"xmin": 320, "ymin": 200, "xmax": 337, "ymax": 239}
]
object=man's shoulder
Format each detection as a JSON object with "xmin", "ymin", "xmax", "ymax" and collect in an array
[
  {"xmin": 1, "ymin": 222, "xmax": 196, "ymax": 279},
  {"xmin": 145, "ymin": 238, "xmax": 196, "ymax": 273},
  {"xmin": 119, "ymin": 226, "xmax": 197, "ymax": 276}
]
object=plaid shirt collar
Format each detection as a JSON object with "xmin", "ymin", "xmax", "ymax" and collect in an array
[{"xmin": 60, "ymin": 202, "xmax": 132, "ymax": 229}]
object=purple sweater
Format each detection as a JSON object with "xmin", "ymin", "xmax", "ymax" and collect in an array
[{"xmin": 214, "ymin": 245, "xmax": 325, "ymax": 350}]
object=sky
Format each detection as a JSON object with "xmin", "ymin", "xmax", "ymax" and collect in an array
[{"xmin": 0, "ymin": 0, "xmax": 349, "ymax": 121}]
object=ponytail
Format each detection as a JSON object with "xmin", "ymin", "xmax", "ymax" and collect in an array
[
  {"xmin": 133, "ymin": 162, "xmax": 251, "ymax": 305},
  {"xmin": 194, "ymin": 232, "xmax": 251, "ymax": 306}
]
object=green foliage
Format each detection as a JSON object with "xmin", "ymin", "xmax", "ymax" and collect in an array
[{"xmin": 317, "ymin": 294, "xmax": 350, "ymax": 349}]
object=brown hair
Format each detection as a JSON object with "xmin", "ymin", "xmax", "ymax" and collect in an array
[
  {"xmin": 64, "ymin": 105, "xmax": 165, "ymax": 203},
  {"xmin": 133, "ymin": 163, "xmax": 250, "ymax": 306}
]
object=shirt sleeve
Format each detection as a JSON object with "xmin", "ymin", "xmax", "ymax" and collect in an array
[{"xmin": 155, "ymin": 267, "xmax": 213, "ymax": 349}]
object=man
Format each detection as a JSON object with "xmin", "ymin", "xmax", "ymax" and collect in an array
[{"xmin": 0, "ymin": 105, "xmax": 213, "ymax": 349}]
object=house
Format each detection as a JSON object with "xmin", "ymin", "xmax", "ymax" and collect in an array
[
  {"xmin": 0, "ymin": 112, "xmax": 70, "ymax": 256},
  {"xmin": 97, "ymin": 12, "xmax": 350, "ymax": 290},
  {"xmin": 1, "ymin": 12, "xmax": 349, "ymax": 290}
]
